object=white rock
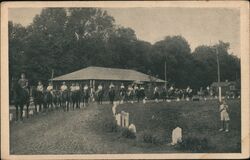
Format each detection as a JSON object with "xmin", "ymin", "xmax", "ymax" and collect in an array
[
  {"xmin": 115, "ymin": 114, "xmax": 121, "ymax": 126},
  {"xmin": 112, "ymin": 105, "xmax": 117, "ymax": 116},
  {"xmin": 171, "ymin": 127, "xmax": 182, "ymax": 145},
  {"xmin": 143, "ymin": 98, "xmax": 146, "ymax": 104},
  {"xmin": 167, "ymin": 99, "xmax": 171, "ymax": 102},
  {"xmin": 176, "ymin": 98, "xmax": 180, "ymax": 102},
  {"xmin": 186, "ymin": 98, "xmax": 190, "ymax": 101},
  {"xmin": 129, "ymin": 123, "xmax": 136, "ymax": 133}
]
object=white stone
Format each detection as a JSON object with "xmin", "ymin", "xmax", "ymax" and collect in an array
[
  {"xmin": 29, "ymin": 110, "xmax": 34, "ymax": 116},
  {"xmin": 10, "ymin": 113, "xmax": 13, "ymax": 121},
  {"xmin": 171, "ymin": 127, "xmax": 182, "ymax": 145},
  {"xmin": 204, "ymin": 98, "xmax": 207, "ymax": 101},
  {"xmin": 155, "ymin": 99, "xmax": 159, "ymax": 103},
  {"xmin": 143, "ymin": 99, "xmax": 146, "ymax": 104},
  {"xmin": 36, "ymin": 107, "xmax": 39, "ymax": 112},
  {"xmin": 115, "ymin": 114, "xmax": 121, "ymax": 126},
  {"xmin": 186, "ymin": 98, "xmax": 190, "ymax": 101},
  {"xmin": 167, "ymin": 99, "xmax": 171, "ymax": 102},
  {"xmin": 124, "ymin": 112, "xmax": 129, "ymax": 128},
  {"xmin": 129, "ymin": 123, "xmax": 136, "ymax": 133},
  {"xmin": 176, "ymin": 98, "xmax": 180, "ymax": 102}
]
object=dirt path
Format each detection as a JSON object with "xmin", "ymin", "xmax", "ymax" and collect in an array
[{"xmin": 10, "ymin": 103, "xmax": 143, "ymax": 154}]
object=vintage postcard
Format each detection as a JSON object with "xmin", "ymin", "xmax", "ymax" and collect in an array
[{"xmin": 1, "ymin": 1, "xmax": 249, "ymax": 159}]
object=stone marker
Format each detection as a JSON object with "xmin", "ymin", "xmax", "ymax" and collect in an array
[
  {"xmin": 143, "ymin": 98, "xmax": 146, "ymax": 104},
  {"xmin": 124, "ymin": 112, "xmax": 129, "ymax": 128},
  {"xmin": 129, "ymin": 123, "xmax": 136, "ymax": 133},
  {"xmin": 186, "ymin": 97, "xmax": 190, "ymax": 101},
  {"xmin": 36, "ymin": 107, "xmax": 39, "ymax": 113},
  {"xmin": 10, "ymin": 113, "xmax": 13, "ymax": 121},
  {"xmin": 115, "ymin": 113, "xmax": 121, "ymax": 126},
  {"xmin": 176, "ymin": 98, "xmax": 180, "ymax": 102},
  {"xmin": 171, "ymin": 127, "xmax": 182, "ymax": 145},
  {"xmin": 167, "ymin": 99, "xmax": 171, "ymax": 102},
  {"xmin": 120, "ymin": 100, "xmax": 124, "ymax": 104}
]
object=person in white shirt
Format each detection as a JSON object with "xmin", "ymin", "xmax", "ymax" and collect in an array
[
  {"xmin": 37, "ymin": 81, "xmax": 44, "ymax": 92},
  {"xmin": 70, "ymin": 83, "xmax": 76, "ymax": 92},
  {"xmin": 109, "ymin": 82, "xmax": 114, "ymax": 89},
  {"xmin": 219, "ymin": 100, "xmax": 230, "ymax": 132},
  {"xmin": 60, "ymin": 82, "xmax": 68, "ymax": 92},
  {"xmin": 75, "ymin": 83, "xmax": 80, "ymax": 91},
  {"xmin": 47, "ymin": 82, "xmax": 53, "ymax": 92}
]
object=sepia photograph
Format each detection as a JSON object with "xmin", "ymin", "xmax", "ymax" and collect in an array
[{"xmin": 1, "ymin": 1, "xmax": 249, "ymax": 159}]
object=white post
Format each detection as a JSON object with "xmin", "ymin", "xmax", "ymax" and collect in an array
[{"xmin": 219, "ymin": 86, "xmax": 222, "ymax": 102}]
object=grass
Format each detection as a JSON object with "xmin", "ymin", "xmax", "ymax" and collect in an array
[
  {"xmin": 9, "ymin": 99, "xmax": 241, "ymax": 154},
  {"xmin": 116, "ymin": 99, "xmax": 241, "ymax": 153}
]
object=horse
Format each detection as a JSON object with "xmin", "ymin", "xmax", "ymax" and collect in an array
[
  {"xmin": 108, "ymin": 88, "xmax": 115, "ymax": 104},
  {"xmin": 43, "ymin": 90, "xmax": 54, "ymax": 112},
  {"xmin": 96, "ymin": 89, "xmax": 104, "ymax": 104},
  {"xmin": 134, "ymin": 88, "xmax": 140, "ymax": 102},
  {"xmin": 32, "ymin": 87, "xmax": 44, "ymax": 113},
  {"xmin": 13, "ymin": 82, "xmax": 30, "ymax": 121},
  {"xmin": 82, "ymin": 89, "xmax": 90, "ymax": 107},
  {"xmin": 52, "ymin": 90, "xmax": 61, "ymax": 109},
  {"xmin": 60, "ymin": 90, "xmax": 70, "ymax": 111},
  {"xmin": 69, "ymin": 90, "xmax": 80, "ymax": 110}
]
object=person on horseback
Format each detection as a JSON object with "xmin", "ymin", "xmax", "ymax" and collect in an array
[
  {"xmin": 61, "ymin": 81, "xmax": 68, "ymax": 92},
  {"xmin": 96, "ymin": 83, "xmax": 104, "ymax": 104},
  {"xmin": 18, "ymin": 73, "xmax": 28, "ymax": 89},
  {"xmin": 83, "ymin": 84, "xmax": 90, "ymax": 107},
  {"xmin": 134, "ymin": 84, "xmax": 139, "ymax": 102},
  {"xmin": 108, "ymin": 83, "xmax": 115, "ymax": 104},
  {"xmin": 37, "ymin": 81, "xmax": 44, "ymax": 93},
  {"xmin": 47, "ymin": 81, "xmax": 53, "ymax": 94},
  {"xmin": 139, "ymin": 85, "xmax": 145, "ymax": 101},
  {"xmin": 127, "ymin": 84, "xmax": 134, "ymax": 103},
  {"xmin": 119, "ymin": 83, "xmax": 126, "ymax": 104}
]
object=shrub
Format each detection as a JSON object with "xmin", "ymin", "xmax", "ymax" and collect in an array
[
  {"xmin": 141, "ymin": 131, "xmax": 163, "ymax": 145},
  {"xmin": 177, "ymin": 136, "xmax": 210, "ymax": 152},
  {"xmin": 120, "ymin": 127, "xmax": 136, "ymax": 139}
]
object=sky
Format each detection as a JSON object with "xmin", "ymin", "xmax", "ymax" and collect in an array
[{"xmin": 9, "ymin": 7, "xmax": 240, "ymax": 57}]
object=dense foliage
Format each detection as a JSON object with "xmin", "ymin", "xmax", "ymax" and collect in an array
[{"xmin": 9, "ymin": 8, "xmax": 240, "ymax": 88}]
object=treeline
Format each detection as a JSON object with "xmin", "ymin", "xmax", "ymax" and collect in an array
[{"xmin": 9, "ymin": 8, "xmax": 240, "ymax": 89}]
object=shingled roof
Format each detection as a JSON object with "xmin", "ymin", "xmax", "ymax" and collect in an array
[{"xmin": 52, "ymin": 66, "xmax": 165, "ymax": 83}]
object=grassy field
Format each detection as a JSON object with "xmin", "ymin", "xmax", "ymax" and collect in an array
[{"xmin": 10, "ymin": 99, "xmax": 241, "ymax": 154}]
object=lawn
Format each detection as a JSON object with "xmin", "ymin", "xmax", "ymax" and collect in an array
[
  {"xmin": 9, "ymin": 99, "xmax": 241, "ymax": 154},
  {"xmin": 116, "ymin": 99, "xmax": 241, "ymax": 153}
]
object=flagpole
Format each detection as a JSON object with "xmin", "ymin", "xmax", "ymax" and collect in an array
[{"xmin": 215, "ymin": 46, "xmax": 222, "ymax": 102}]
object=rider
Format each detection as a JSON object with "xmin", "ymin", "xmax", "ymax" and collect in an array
[
  {"xmin": 70, "ymin": 83, "xmax": 76, "ymax": 92},
  {"xmin": 60, "ymin": 81, "xmax": 68, "ymax": 92},
  {"xmin": 97, "ymin": 83, "xmax": 103, "ymax": 92},
  {"xmin": 75, "ymin": 83, "xmax": 80, "ymax": 91},
  {"xmin": 37, "ymin": 81, "xmax": 44, "ymax": 93},
  {"xmin": 46, "ymin": 81, "xmax": 54, "ymax": 94},
  {"xmin": 18, "ymin": 73, "xmax": 29, "ymax": 94}
]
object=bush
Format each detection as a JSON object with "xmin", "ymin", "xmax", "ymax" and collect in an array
[
  {"xmin": 177, "ymin": 136, "xmax": 210, "ymax": 152},
  {"xmin": 142, "ymin": 131, "xmax": 163, "ymax": 145},
  {"xmin": 120, "ymin": 127, "xmax": 136, "ymax": 139}
]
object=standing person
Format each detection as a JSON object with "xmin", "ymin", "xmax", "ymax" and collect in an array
[
  {"xmin": 154, "ymin": 86, "xmax": 159, "ymax": 103},
  {"xmin": 75, "ymin": 83, "xmax": 81, "ymax": 108},
  {"xmin": 139, "ymin": 85, "xmax": 145, "ymax": 101},
  {"xmin": 60, "ymin": 82, "xmax": 69, "ymax": 111},
  {"xmin": 161, "ymin": 87, "xmax": 167, "ymax": 101},
  {"xmin": 134, "ymin": 84, "xmax": 140, "ymax": 102},
  {"xmin": 119, "ymin": 83, "xmax": 126, "ymax": 104},
  {"xmin": 97, "ymin": 83, "xmax": 104, "ymax": 104},
  {"xmin": 219, "ymin": 100, "xmax": 230, "ymax": 132},
  {"xmin": 108, "ymin": 83, "xmax": 115, "ymax": 104},
  {"xmin": 83, "ymin": 84, "xmax": 89, "ymax": 107},
  {"xmin": 127, "ymin": 84, "xmax": 134, "ymax": 103}
]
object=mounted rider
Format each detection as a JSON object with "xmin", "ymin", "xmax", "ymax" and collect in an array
[
  {"xmin": 37, "ymin": 81, "xmax": 44, "ymax": 93},
  {"xmin": 60, "ymin": 82, "xmax": 68, "ymax": 92},
  {"xmin": 18, "ymin": 73, "xmax": 29, "ymax": 94},
  {"xmin": 46, "ymin": 81, "xmax": 54, "ymax": 95}
]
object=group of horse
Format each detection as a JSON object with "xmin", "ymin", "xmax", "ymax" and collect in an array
[{"xmin": 12, "ymin": 81, "xmax": 198, "ymax": 122}]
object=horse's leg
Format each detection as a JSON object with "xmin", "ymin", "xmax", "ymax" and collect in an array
[
  {"xmin": 26, "ymin": 102, "xmax": 29, "ymax": 118},
  {"xmin": 15, "ymin": 104, "xmax": 19, "ymax": 121},
  {"xmin": 20, "ymin": 104, "xmax": 24, "ymax": 121}
]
